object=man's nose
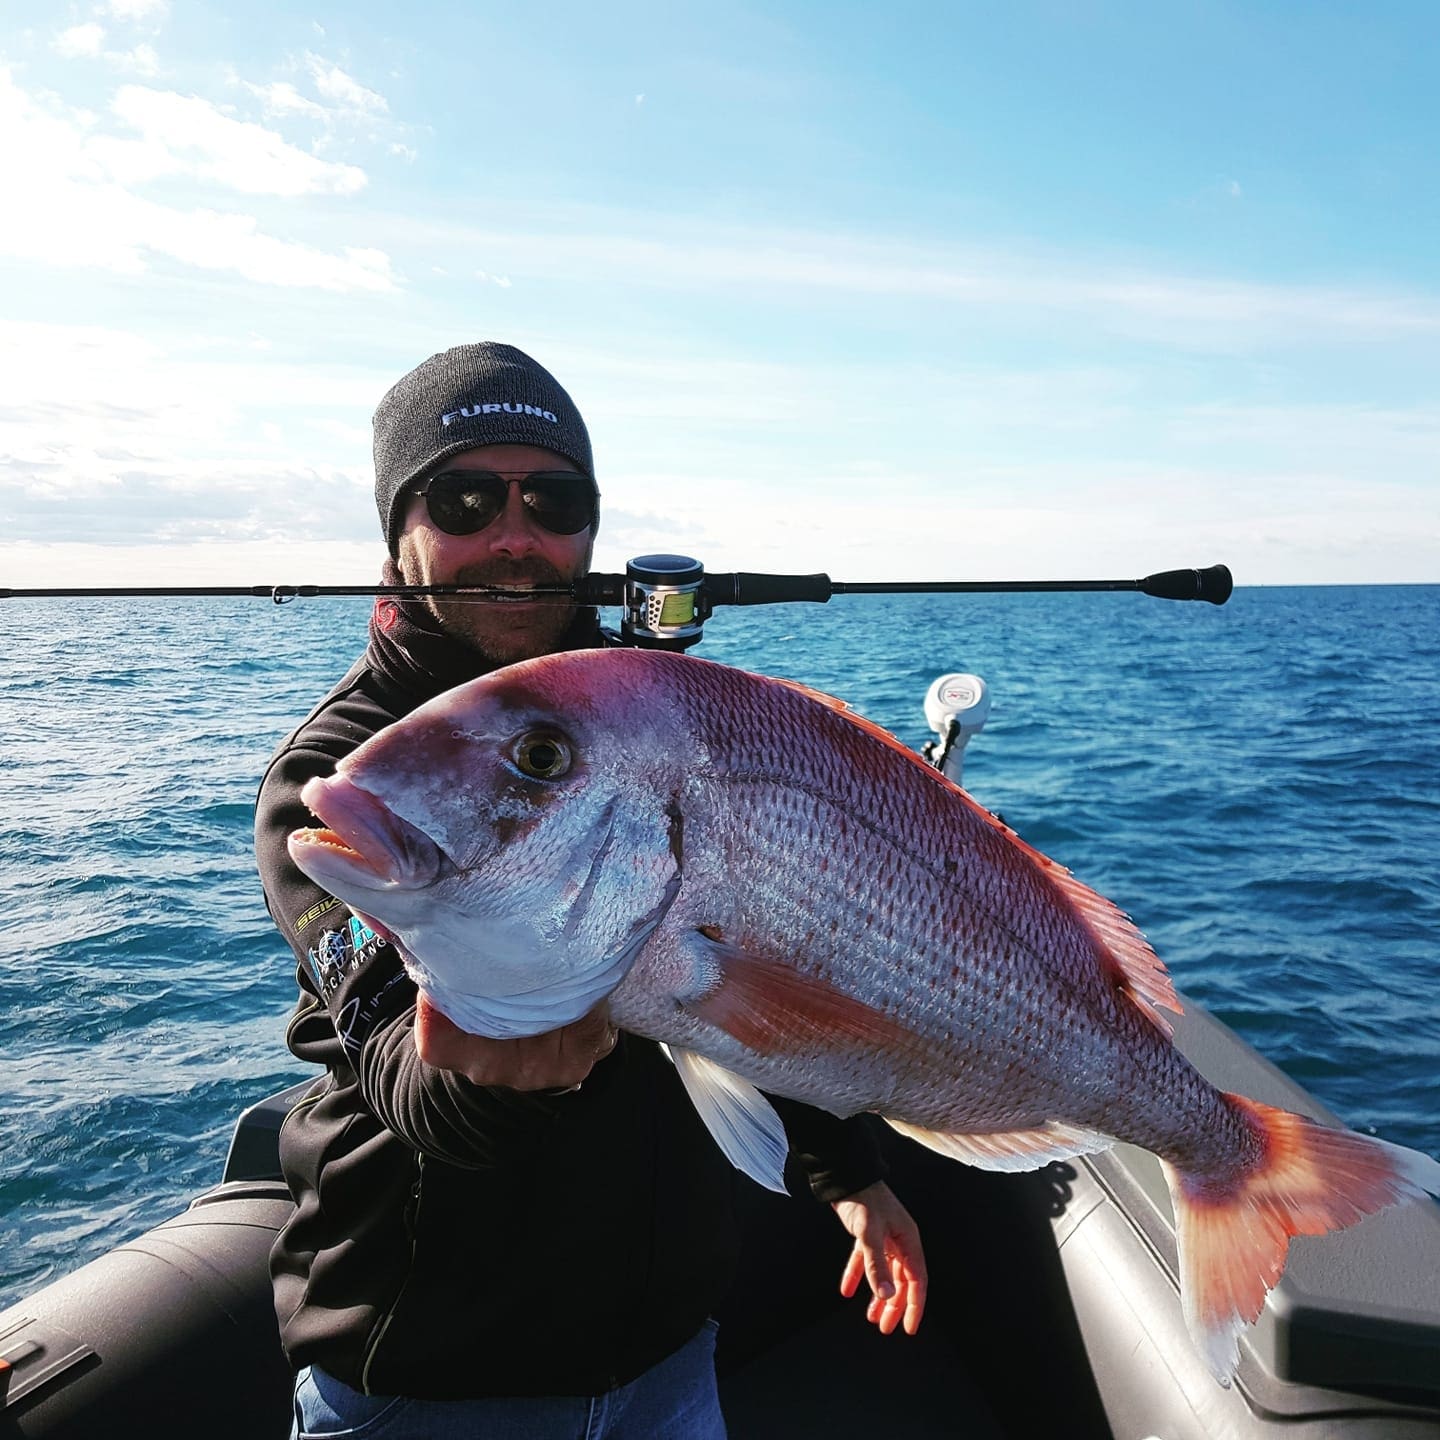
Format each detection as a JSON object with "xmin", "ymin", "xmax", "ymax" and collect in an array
[{"xmin": 481, "ymin": 486, "xmax": 543, "ymax": 556}]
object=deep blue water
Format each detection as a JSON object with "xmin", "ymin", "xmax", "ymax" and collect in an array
[{"xmin": 2, "ymin": 584, "xmax": 1437, "ymax": 1309}]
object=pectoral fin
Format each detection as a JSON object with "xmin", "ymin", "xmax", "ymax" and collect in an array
[
  {"xmin": 663, "ymin": 1044, "xmax": 790, "ymax": 1194},
  {"xmin": 677, "ymin": 928, "xmax": 916, "ymax": 1058}
]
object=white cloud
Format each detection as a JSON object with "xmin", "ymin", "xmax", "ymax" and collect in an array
[
  {"xmin": 544, "ymin": 339, "xmax": 1439, "ymax": 585},
  {"xmin": 0, "ymin": 69, "xmax": 393, "ymax": 290},
  {"xmin": 0, "ymin": 318, "xmax": 388, "ymax": 564},
  {"xmin": 233, "ymin": 59, "xmax": 406, "ymax": 157},
  {"xmin": 54, "ymin": 23, "xmax": 160, "ymax": 74},
  {"xmin": 243, "ymin": 79, "xmax": 331, "ymax": 125},
  {"xmin": 0, "ymin": 317, "xmax": 1434, "ymax": 586},
  {"xmin": 306, "ymin": 54, "xmax": 388, "ymax": 115},
  {"xmin": 417, "ymin": 213, "xmax": 1440, "ymax": 347},
  {"xmin": 98, "ymin": 85, "xmax": 367, "ymax": 196},
  {"xmin": 120, "ymin": 43, "xmax": 160, "ymax": 76},
  {"xmin": 593, "ymin": 468, "xmax": 1440, "ymax": 588},
  {"xmin": 54, "ymin": 24, "xmax": 106, "ymax": 58},
  {"xmin": 0, "ymin": 540, "xmax": 384, "ymax": 588},
  {"xmin": 0, "ymin": 318, "xmax": 384, "ymax": 426},
  {"xmin": 103, "ymin": 0, "xmax": 169, "ymax": 19},
  {"xmin": 1174, "ymin": 400, "xmax": 1440, "ymax": 467},
  {"xmin": 144, "ymin": 213, "xmax": 393, "ymax": 289}
]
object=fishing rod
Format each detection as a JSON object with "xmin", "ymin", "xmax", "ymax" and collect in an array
[{"xmin": 0, "ymin": 557, "xmax": 1232, "ymax": 648}]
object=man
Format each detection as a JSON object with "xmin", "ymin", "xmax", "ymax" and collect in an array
[{"xmin": 254, "ymin": 342, "xmax": 926, "ymax": 1439}]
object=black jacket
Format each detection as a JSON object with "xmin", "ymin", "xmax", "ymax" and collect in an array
[{"xmin": 254, "ymin": 598, "xmax": 884, "ymax": 1398}]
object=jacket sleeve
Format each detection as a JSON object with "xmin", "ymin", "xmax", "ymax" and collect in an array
[
  {"xmin": 769, "ymin": 1096, "xmax": 888, "ymax": 1204},
  {"xmin": 255, "ymin": 725, "xmax": 587, "ymax": 1169}
]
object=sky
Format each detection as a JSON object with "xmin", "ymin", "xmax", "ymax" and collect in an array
[{"xmin": 2, "ymin": 0, "xmax": 1437, "ymax": 589}]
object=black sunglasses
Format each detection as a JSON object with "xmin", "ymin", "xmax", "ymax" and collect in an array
[{"xmin": 413, "ymin": 470, "xmax": 597, "ymax": 537}]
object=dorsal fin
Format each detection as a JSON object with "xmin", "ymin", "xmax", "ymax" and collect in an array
[{"xmin": 770, "ymin": 675, "xmax": 1182, "ymax": 1036}]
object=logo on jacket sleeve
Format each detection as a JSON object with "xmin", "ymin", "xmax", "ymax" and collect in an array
[{"xmin": 305, "ymin": 915, "xmax": 384, "ymax": 996}]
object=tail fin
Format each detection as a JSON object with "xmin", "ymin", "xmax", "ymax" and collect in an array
[{"xmin": 1162, "ymin": 1094, "xmax": 1440, "ymax": 1384}]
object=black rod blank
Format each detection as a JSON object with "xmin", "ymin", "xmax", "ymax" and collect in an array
[{"xmin": 0, "ymin": 564, "xmax": 1233, "ymax": 607}]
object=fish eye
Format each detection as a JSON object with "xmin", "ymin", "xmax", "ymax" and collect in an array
[{"xmin": 511, "ymin": 732, "xmax": 572, "ymax": 780}]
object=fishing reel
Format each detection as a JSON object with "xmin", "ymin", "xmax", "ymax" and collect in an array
[
  {"xmin": 616, "ymin": 555, "xmax": 710, "ymax": 649},
  {"xmin": 590, "ymin": 554, "xmax": 837, "ymax": 649}
]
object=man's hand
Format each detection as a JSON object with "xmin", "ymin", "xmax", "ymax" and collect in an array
[
  {"xmin": 414, "ymin": 993, "xmax": 618, "ymax": 1091},
  {"xmin": 832, "ymin": 1180, "xmax": 928, "ymax": 1336}
]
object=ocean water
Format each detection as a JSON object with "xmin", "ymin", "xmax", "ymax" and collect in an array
[{"xmin": 1, "ymin": 583, "xmax": 1437, "ymax": 1310}]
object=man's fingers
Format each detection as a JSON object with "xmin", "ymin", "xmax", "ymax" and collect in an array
[
  {"xmin": 862, "ymin": 1227, "xmax": 896, "ymax": 1301},
  {"xmin": 867, "ymin": 1257, "xmax": 895, "ymax": 1301},
  {"xmin": 554, "ymin": 1009, "xmax": 617, "ymax": 1084},
  {"xmin": 856, "ymin": 1247, "xmax": 926, "ymax": 1337},
  {"xmin": 885, "ymin": 1254, "xmax": 926, "ymax": 1337},
  {"xmin": 414, "ymin": 993, "xmax": 467, "ymax": 1069},
  {"xmin": 570, "ymin": 1009, "xmax": 618, "ymax": 1065},
  {"xmin": 868, "ymin": 1253, "xmax": 897, "ymax": 1334},
  {"xmin": 415, "ymin": 994, "xmax": 619, "ymax": 1089},
  {"xmin": 903, "ymin": 1268, "xmax": 927, "ymax": 1336}
]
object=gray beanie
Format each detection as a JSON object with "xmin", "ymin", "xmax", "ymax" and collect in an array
[{"xmin": 373, "ymin": 341, "xmax": 595, "ymax": 555}]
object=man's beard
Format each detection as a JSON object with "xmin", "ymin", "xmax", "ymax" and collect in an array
[{"xmin": 422, "ymin": 559, "xmax": 581, "ymax": 664}]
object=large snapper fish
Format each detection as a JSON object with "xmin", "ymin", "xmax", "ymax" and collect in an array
[{"xmin": 289, "ymin": 648, "xmax": 1440, "ymax": 1383}]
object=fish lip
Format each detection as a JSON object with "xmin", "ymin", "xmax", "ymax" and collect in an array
[{"xmin": 295, "ymin": 774, "xmax": 445, "ymax": 890}]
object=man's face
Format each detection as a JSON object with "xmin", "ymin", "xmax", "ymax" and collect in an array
[{"xmin": 395, "ymin": 443, "xmax": 596, "ymax": 664}]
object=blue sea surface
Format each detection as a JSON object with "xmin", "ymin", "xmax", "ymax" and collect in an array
[{"xmin": 1, "ymin": 584, "xmax": 1437, "ymax": 1309}]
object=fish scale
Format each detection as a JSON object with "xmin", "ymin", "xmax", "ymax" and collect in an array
[
  {"xmin": 622, "ymin": 761, "xmax": 1184, "ymax": 1143},
  {"xmin": 288, "ymin": 645, "xmax": 1440, "ymax": 1383},
  {"xmin": 669, "ymin": 682, "xmax": 1152, "ymax": 1121}
]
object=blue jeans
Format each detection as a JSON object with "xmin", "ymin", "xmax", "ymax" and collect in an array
[{"xmin": 291, "ymin": 1320, "xmax": 726, "ymax": 1439}]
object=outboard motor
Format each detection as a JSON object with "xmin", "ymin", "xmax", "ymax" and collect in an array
[{"xmin": 922, "ymin": 672, "xmax": 990, "ymax": 784}]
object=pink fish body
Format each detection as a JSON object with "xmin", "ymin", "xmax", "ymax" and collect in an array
[{"xmin": 290, "ymin": 648, "xmax": 1440, "ymax": 1383}]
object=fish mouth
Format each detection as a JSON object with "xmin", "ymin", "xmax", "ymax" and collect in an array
[{"xmin": 289, "ymin": 774, "xmax": 444, "ymax": 892}]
